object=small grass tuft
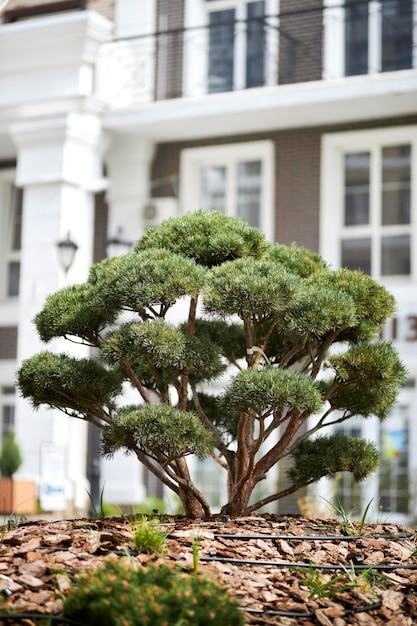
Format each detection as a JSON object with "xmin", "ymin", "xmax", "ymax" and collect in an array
[
  {"xmin": 321, "ymin": 497, "xmax": 374, "ymax": 535},
  {"xmin": 132, "ymin": 515, "xmax": 167, "ymax": 554}
]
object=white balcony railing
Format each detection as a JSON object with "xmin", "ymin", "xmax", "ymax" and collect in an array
[{"xmin": 97, "ymin": 1, "xmax": 415, "ymax": 108}]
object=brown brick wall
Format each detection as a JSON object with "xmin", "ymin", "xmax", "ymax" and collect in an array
[
  {"xmin": 151, "ymin": 115, "xmax": 417, "ymax": 253},
  {"xmin": 0, "ymin": 327, "xmax": 18, "ymax": 360},
  {"xmin": 93, "ymin": 191, "xmax": 108, "ymax": 264},
  {"xmin": 155, "ymin": 0, "xmax": 184, "ymax": 100},
  {"xmin": 151, "ymin": 130, "xmax": 320, "ymax": 250},
  {"xmin": 3, "ymin": 0, "xmax": 114, "ymax": 23},
  {"xmin": 4, "ymin": 0, "xmax": 63, "ymax": 11},
  {"xmin": 274, "ymin": 128, "xmax": 320, "ymax": 249},
  {"xmin": 278, "ymin": 0, "xmax": 323, "ymax": 85},
  {"xmin": 87, "ymin": 0, "xmax": 114, "ymax": 21}
]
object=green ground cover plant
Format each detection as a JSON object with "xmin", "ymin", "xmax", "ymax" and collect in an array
[{"xmin": 63, "ymin": 559, "xmax": 246, "ymax": 626}]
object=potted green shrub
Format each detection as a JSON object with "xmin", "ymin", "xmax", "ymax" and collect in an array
[{"xmin": 0, "ymin": 431, "xmax": 36, "ymax": 514}]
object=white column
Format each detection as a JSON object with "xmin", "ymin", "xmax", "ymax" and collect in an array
[
  {"xmin": 183, "ymin": 0, "xmax": 208, "ymax": 97},
  {"xmin": 10, "ymin": 113, "xmax": 106, "ymax": 512},
  {"xmin": 115, "ymin": 0, "xmax": 156, "ymax": 39},
  {"xmin": 322, "ymin": 0, "xmax": 345, "ymax": 80},
  {"xmin": 368, "ymin": 1, "xmax": 381, "ymax": 75},
  {"xmin": 105, "ymin": 135, "xmax": 155, "ymax": 240},
  {"xmin": 99, "ymin": 134, "xmax": 154, "ymax": 506}
]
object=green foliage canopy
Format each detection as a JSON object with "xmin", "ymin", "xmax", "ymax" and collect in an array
[
  {"xmin": 16, "ymin": 211, "xmax": 407, "ymax": 517},
  {"xmin": 101, "ymin": 404, "xmax": 213, "ymax": 460},
  {"xmin": 135, "ymin": 209, "xmax": 267, "ymax": 267},
  {"xmin": 288, "ymin": 433, "xmax": 380, "ymax": 484}
]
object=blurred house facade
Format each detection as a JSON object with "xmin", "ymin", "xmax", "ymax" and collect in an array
[{"xmin": 0, "ymin": 0, "xmax": 416, "ymax": 520}]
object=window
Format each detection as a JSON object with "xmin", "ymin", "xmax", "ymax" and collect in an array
[
  {"xmin": 201, "ymin": 160, "xmax": 262, "ymax": 226},
  {"xmin": 7, "ymin": 185, "xmax": 23, "ymax": 296},
  {"xmin": 345, "ymin": 0, "xmax": 414, "ymax": 75},
  {"xmin": 207, "ymin": 0, "xmax": 266, "ymax": 92},
  {"xmin": 321, "ymin": 127, "xmax": 416, "ymax": 281},
  {"xmin": 0, "ymin": 172, "xmax": 23, "ymax": 299},
  {"xmin": 333, "ymin": 425, "xmax": 365, "ymax": 513},
  {"xmin": 329, "ymin": 380, "xmax": 415, "ymax": 519},
  {"xmin": 0, "ymin": 387, "xmax": 15, "ymax": 441},
  {"xmin": 182, "ymin": 0, "xmax": 278, "ymax": 97},
  {"xmin": 345, "ymin": 0, "xmax": 369, "ymax": 76},
  {"xmin": 379, "ymin": 404, "xmax": 410, "ymax": 515},
  {"xmin": 180, "ymin": 141, "xmax": 274, "ymax": 237},
  {"xmin": 332, "ymin": 406, "xmax": 412, "ymax": 518},
  {"xmin": 323, "ymin": 0, "xmax": 415, "ymax": 79},
  {"xmin": 380, "ymin": 0, "xmax": 413, "ymax": 71}
]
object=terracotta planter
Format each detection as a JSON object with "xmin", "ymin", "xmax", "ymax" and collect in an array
[{"xmin": 0, "ymin": 478, "xmax": 37, "ymax": 515}]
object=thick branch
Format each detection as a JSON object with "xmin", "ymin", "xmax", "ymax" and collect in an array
[
  {"xmin": 253, "ymin": 410, "xmax": 303, "ymax": 481},
  {"xmin": 280, "ymin": 336, "xmax": 308, "ymax": 369},
  {"xmin": 246, "ymin": 480, "xmax": 311, "ymax": 514},
  {"xmin": 288, "ymin": 410, "xmax": 354, "ymax": 455},
  {"xmin": 48, "ymin": 383, "xmax": 112, "ymax": 427},
  {"xmin": 208, "ymin": 450, "xmax": 228, "ymax": 470},
  {"xmin": 120, "ymin": 361, "xmax": 153, "ymax": 404},
  {"xmin": 63, "ymin": 334, "xmax": 102, "ymax": 349},
  {"xmin": 230, "ymin": 411, "xmax": 257, "ymax": 498},
  {"xmin": 191, "ymin": 385, "xmax": 231, "ymax": 462},
  {"xmin": 310, "ymin": 328, "xmax": 343, "ymax": 379},
  {"xmin": 243, "ymin": 316, "xmax": 255, "ymax": 368},
  {"xmin": 132, "ymin": 448, "xmax": 211, "ymax": 515},
  {"xmin": 263, "ymin": 408, "xmax": 290, "ymax": 440},
  {"xmin": 233, "ymin": 416, "xmax": 265, "ymax": 495},
  {"xmin": 60, "ymin": 407, "xmax": 106, "ymax": 430},
  {"xmin": 144, "ymin": 359, "xmax": 166, "ymax": 403},
  {"xmin": 235, "ymin": 411, "xmax": 251, "ymax": 476},
  {"xmin": 172, "ymin": 456, "xmax": 211, "ymax": 516},
  {"xmin": 132, "ymin": 449, "xmax": 181, "ymax": 496},
  {"xmin": 178, "ymin": 296, "xmax": 198, "ymax": 411}
]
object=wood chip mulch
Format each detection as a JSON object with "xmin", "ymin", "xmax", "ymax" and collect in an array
[{"xmin": 0, "ymin": 513, "xmax": 416, "ymax": 625}]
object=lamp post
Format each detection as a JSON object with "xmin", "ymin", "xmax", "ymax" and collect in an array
[
  {"xmin": 106, "ymin": 227, "xmax": 133, "ymax": 258},
  {"xmin": 56, "ymin": 232, "xmax": 78, "ymax": 273},
  {"xmin": 56, "ymin": 231, "xmax": 103, "ymax": 516}
]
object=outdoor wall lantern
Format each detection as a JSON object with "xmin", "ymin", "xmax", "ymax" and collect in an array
[
  {"xmin": 56, "ymin": 232, "xmax": 78, "ymax": 273},
  {"xmin": 106, "ymin": 226, "xmax": 133, "ymax": 257}
]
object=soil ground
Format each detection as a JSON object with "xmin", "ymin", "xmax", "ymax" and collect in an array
[{"xmin": 0, "ymin": 514, "xmax": 416, "ymax": 625}]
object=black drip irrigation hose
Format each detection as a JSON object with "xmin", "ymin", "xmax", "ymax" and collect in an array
[
  {"xmin": 0, "ymin": 615, "xmax": 84, "ymax": 625},
  {"xmin": 246, "ymin": 598, "xmax": 383, "ymax": 619},
  {"xmin": 3, "ymin": 597, "xmax": 417, "ymax": 624},
  {"xmin": 0, "ymin": 601, "xmax": 384, "ymax": 624},
  {"xmin": 199, "ymin": 530, "xmax": 417, "ymax": 570},
  {"xmin": 200, "ymin": 555, "xmax": 417, "ymax": 570},
  {"xmin": 212, "ymin": 532, "xmax": 414, "ymax": 541},
  {"xmin": 0, "ymin": 600, "xmax": 387, "ymax": 625}
]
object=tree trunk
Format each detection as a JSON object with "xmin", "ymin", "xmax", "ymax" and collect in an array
[
  {"xmin": 178, "ymin": 487, "xmax": 210, "ymax": 519},
  {"xmin": 221, "ymin": 478, "xmax": 255, "ymax": 517}
]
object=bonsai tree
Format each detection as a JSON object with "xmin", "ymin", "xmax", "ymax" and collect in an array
[
  {"xmin": 17, "ymin": 211, "xmax": 406, "ymax": 518},
  {"xmin": 0, "ymin": 431, "xmax": 22, "ymax": 479}
]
